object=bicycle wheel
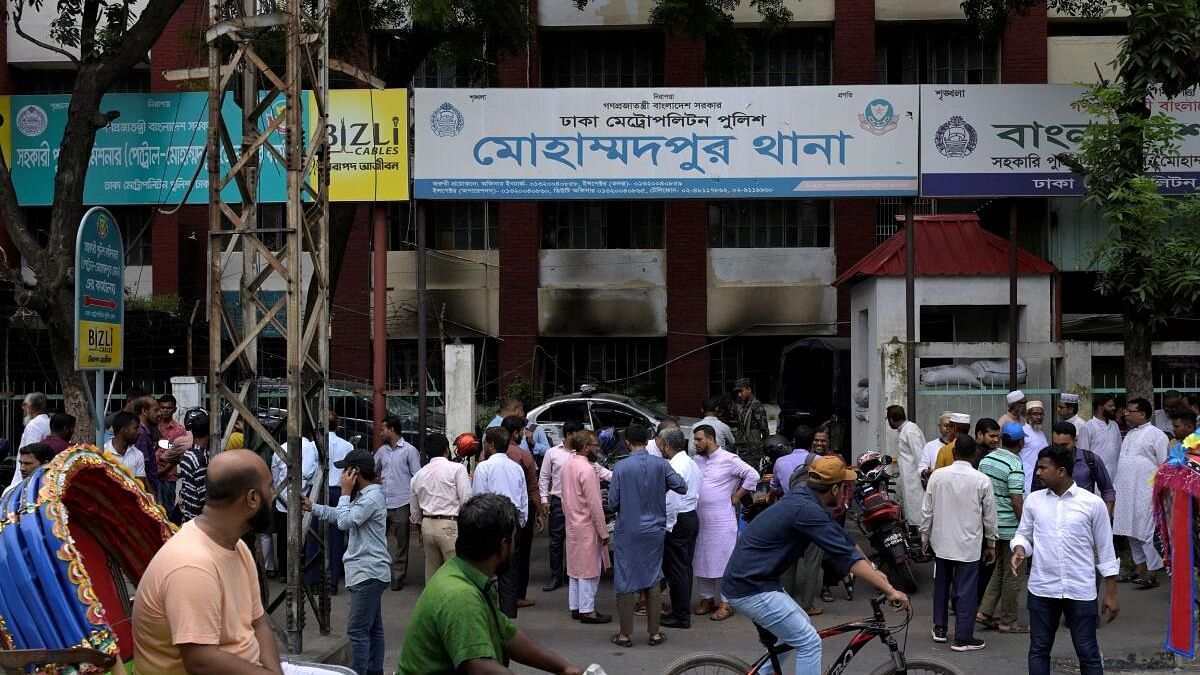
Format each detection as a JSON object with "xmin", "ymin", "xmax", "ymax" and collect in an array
[
  {"xmin": 661, "ymin": 653, "xmax": 752, "ymax": 675},
  {"xmin": 868, "ymin": 657, "xmax": 965, "ymax": 675}
]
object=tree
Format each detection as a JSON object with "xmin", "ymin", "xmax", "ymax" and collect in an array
[
  {"xmin": 961, "ymin": 0, "xmax": 1200, "ymax": 399},
  {"xmin": 0, "ymin": 0, "xmax": 786, "ymax": 438}
]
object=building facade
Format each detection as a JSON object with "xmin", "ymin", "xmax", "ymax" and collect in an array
[{"xmin": 0, "ymin": 0, "xmax": 1128, "ymax": 415}]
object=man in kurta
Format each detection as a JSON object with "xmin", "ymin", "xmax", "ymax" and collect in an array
[
  {"xmin": 560, "ymin": 430, "xmax": 611, "ymax": 625},
  {"xmin": 1020, "ymin": 402, "xmax": 1050, "ymax": 494},
  {"xmin": 1113, "ymin": 397, "xmax": 1170, "ymax": 589},
  {"xmin": 1057, "ymin": 392, "xmax": 1090, "ymax": 451},
  {"xmin": 692, "ymin": 424, "xmax": 760, "ymax": 622},
  {"xmin": 609, "ymin": 424, "xmax": 686, "ymax": 647},
  {"xmin": 885, "ymin": 405, "xmax": 926, "ymax": 530}
]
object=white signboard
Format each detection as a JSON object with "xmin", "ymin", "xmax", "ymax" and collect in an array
[
  {"xmin": 414, "ymin": 87, "xmax": 919, "ymax": 199},
  {"xmin": 920, "ymin": 84, "xmax": 1200, "ymax": 197}
]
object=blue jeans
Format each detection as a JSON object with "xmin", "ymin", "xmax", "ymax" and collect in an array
[
  {"xmin": 305, "ymin": 486, "xmax": 346, "ymax": 587},
  {"xmin": 727, "ymin": 590, "xmax": 820, "ymax": 675},
  {"xmin": 1027, "ymin": 593, "xmax": 1102, "ymax": 675},
  {"xmin": 346, "ymin": 578, "xmax": 387, "ymax": 675}
]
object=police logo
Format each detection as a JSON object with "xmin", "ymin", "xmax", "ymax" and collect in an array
[
  {"xmin": 430, "ymin": 102, "xmax": 464, "ymax": 138},
  {"xmin": 16, "ymin": 105, "xmax": 47, "ymax": 137},
  {"xmin": 97, "ymin": 214, "xmax": 109, "ymax": 239},
  {"xmin": 934, "ymin": 116, "xmax": 978, "ymax": 158},
  {"xmin": 858, "ymin": 98, "xmax": 897, "ymax": 136}
]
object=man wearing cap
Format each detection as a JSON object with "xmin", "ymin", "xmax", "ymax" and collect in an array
[
  {"xmin": 921, "ymin": 434, "xmax": 998, "ymax": 651},
  {"xmin": 977, "ymin": 423, "xmax": 1028, "ymax": 633},
  {"xmin": 732, "ymin": 378, "xmax": 769, "ymax": 469},
  {"xmin": 1057, "ymin": 393, "xmax": 1091, "ymax": 451},
  {"xmin": 722, "ymin": 455, "xmax": 910, "ymax": 673},
  {"xmin": 934, "ymin": 413, "xmax": 972, "ymax": 470},
  {"xmin": 999, "ymin": 390, "xmax": 1027, "ymax": 428},
  {"xmin": 410, "ymin": 434, "xmax": 473, "ymax": 582},
  {"xmin": 1021, "ymin": 402, "xmax": 1050, "ymax": 493},
  {"xmin": 885, "ymin": 405, "xmax": 926, "ymax": 530},
  {"xmin": 303, "ymin": 448, "xmax": 389, "ymax": 675}
]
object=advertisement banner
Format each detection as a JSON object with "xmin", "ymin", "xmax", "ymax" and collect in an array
[
  {"xmin": 920, "ymin": 84, "xmax": 1200, "ymax": 197},
  {"xmin": 413, "ymin": 87, "xmax": 919, "ymax": 199},
  {"xmin": 74, "ymin": 207, "xmax": 124, "ymax": 371},
  {"xmin": 6, "ymin": 89, "xmax": 409, "ymax": 206}
]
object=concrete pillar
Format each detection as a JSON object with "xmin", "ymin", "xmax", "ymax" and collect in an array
[
  {"xmin": 444, "ymin": 343, "xmax": 476, "ymax": 439},
  {"xmin": 1058, "ymin": 340, "xmax": 1094, "ymax": 418},
  {"xmin": 879, "ymin": 339, "xmax": 908, "ymax": 454}
]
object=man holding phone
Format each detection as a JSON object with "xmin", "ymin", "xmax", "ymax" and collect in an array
[{"xmin": 304, "ymin": 449, "xmax": 389, "ymax": 675}]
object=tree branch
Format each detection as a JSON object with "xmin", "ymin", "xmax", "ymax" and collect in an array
[
  {"xmin": 93, "ymin": 0, "xmax": 185, "ymax": 90},
  {"xmin": 80, "ymin": 0, "xmax": 100, "ymax": 60},
  {"xmin": 0, "ymin": 150, "xmax": 44, "ymax": 288},
  {"xmin": 12, "ymin": 1, "xmax": 80, "ymax": 65}
]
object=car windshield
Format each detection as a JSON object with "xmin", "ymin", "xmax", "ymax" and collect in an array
[{"xmin": 629, "ymin": 398, "xmax": 668, "ymax": 419}]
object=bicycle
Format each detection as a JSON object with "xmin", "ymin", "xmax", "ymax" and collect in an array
[{"xmin": 662, "ymin": 594, "xmax": 963, "ymax": 675}]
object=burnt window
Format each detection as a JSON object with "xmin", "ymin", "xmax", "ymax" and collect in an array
[
  {"xmin": 708, "ymin": 200, "xmax": 831, "ymax": 248},
  {"xmin": 876, "ymin": 25, "xmax": 999, "ymax": 84},
  {"xmin": 711, "ymin": 28, "xmax": 832, "ymax": 86},
  {"xmin": 542, "ymin": 202, "xmax": 664, "ymax": 249},
  {"xmin": 541, "ymin": 30, "xmax": 664, "ymax": 88}
]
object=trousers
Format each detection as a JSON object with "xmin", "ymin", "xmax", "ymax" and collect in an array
[
  {"xmin": 346, "ymin": 578, "xmax": 387, "ymax": 675},
  {"xmin": 933, "ymin": 557, "xmax": 980, "ymax": 642},
  {"xmin": 568, "ymin": 576, "xmax": 600, "ymax": 613},
  {"xmin": 305, "ymin": 486, "xmax": 345, "ymax": 588},
  {"xmin": 547, "ymin": 497, "xmax": 567, "ymax": 585},
  {"xmin": 1129, "ymin": 535, "xmax": 1164, "ymax": 571},
  {"xmin": 497, "ymin": 531, "xmax": 521, "ymax": 618},
  {"xmin": 662, "ymin": 511, "xmax": 698, "ymax": 623},
  {"xmin": 421, "ymin": 519, "xmax": 458, "ymax": 581},
  {"xmin": 728, "ymin": 591, "xmax": 820, "ymax": 675},
  {"xmin": 1028, "ymin": 593, "xmax": 1102, "ymax": 675},
  {"xmin": 617, "ymin": 584, "xmax": 662, "ymax": 637},
  {"xmin": 385, "ymin": 506, "xmax": 410, "ymax": 583},
  {"xmin": 979, "ymin": 539, "xmax": 1026, "ymax": 625},
  {"xmin": 516, "ymin": 513, "xmax": 536, "ymax": 599}
]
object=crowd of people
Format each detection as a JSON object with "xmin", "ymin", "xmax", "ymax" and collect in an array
[
  {"xmin": 885, "ymin": 388, "xmax": 1196, "ymax": 672},
  {"xmin": 5, "ymin": 382, "xmax": 1197, "ymax": 675}
]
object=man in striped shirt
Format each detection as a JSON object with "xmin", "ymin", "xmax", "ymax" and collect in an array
[
  {"xmin": 176, "ymin": 409, "xmax": 212, "ymax": 523},
  {"xmin": 976, "ymin": 422, "xmax": 1027, "ymax": 633}
]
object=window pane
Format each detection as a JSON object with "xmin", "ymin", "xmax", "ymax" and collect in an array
[
  {"xmin": 707, "ymin": 200, "xmax": 832, "ymax": 249},
  {"xmin": 542, "ymin": 31, "xmax": 664, "ymax": 87}
]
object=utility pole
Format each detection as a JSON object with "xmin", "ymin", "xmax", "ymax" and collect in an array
[{"xmin": 205, "ymin": 0, "xmax": 331, "ymax": 652}]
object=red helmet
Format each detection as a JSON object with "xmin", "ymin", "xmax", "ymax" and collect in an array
[{"xmin": 454, "ymin": 432, "xmax": 480, "ymax": 458}]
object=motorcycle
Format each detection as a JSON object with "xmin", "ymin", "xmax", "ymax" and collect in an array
[{"xmin": 852, "ymin": 452, "xmax": 919, "ymax": 593}]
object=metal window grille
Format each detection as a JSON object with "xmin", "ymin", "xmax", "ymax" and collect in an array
[
  {"xmin": 713, "ymin": 28, "xmax": 831, "ymax": 86},
  {"xmin": 541, "ymin": 202, "xmax": 664, "ymax": 249},
  {"xmin": 707, "ymin": 200, "xmax": 832, "ymax": 248},
  {"xmin": 875, "ymin": 26, "xmax": 999, "ymax": 85},
  {"xmin": 541, "ymin": 31, "xmax": 664, "ymax": 88},
  {"xmin": 875, "ymin": 197, "xmax": 938, "ymax": 243},
  {"xmin": 539, "ymin": 338, "xmax": 665, "ymax": 397},
  {"xmin": 428, "ymin": 202, "xmax": 498, "ymax": 250}
]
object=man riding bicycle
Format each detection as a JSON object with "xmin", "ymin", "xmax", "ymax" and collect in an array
[{"xmin": 722, "ymin": 456, "xmax": 911, "ymax": 674}]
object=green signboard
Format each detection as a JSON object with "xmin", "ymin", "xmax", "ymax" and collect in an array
[{"xmin": 74, "ymin": 207, "xmax": 125, "ymax": 370}]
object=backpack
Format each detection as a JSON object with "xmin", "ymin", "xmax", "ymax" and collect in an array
[{"xmin": 787, "ymin": 451, "xmax": 819, "ymax": 492}]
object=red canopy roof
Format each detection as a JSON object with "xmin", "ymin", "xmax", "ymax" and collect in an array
[{"xmin": 834, "ymin": 214, "xmax": 1055, "ymax": 287}]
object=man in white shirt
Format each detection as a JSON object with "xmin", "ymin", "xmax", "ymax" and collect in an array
[
  {"xmin": 689, "ymin": 398, "xmax": 736, "ymax": 453},
  {"xmin": 885, "ymin": 405, "xmax": 927, "ymax": 529},
  {"xmin": 920, "ymin": 434, "xmax": 997, "ymax": 652},
  {"xmin": 1153, "ymin": 389, "xmax": 1184, "ymax": 435},
  {"xmin": 919, "ymin": 412, "xmax": 954, "ymax": 483},
  {"xmin": 271, "ymin": 432, "xmax": 318, "ymax": 580},
  {"xmin": 304, "ymin": 411, "xmax": 355, "ymax": 590},
  {"xmin": 1085, "ymin": 395, "xmax": 1122, "ymax": 482},
  {"xmin": 410, "ymin": 434, "xmax": 472, "ymax": 582},
  {"xmin": 660, "ymin": 426, "xmax": 700, "ymax": 630},
  {"xmin": 1057, "ymin": 393, "xmax": 1090, "ymax": 451},
  {"xmin": 104, "ymin": 411, "xmax": 147, "ymax": 479},
  {"xmin": 538, "ymin": 420, "xmax": 586, "ymax": 592},
  {"xmin": 1012, "ymin": 445, "xmax": 1119, "ymax": 675},
  {"xmin": 1112, "ymin": 398, "xmax": 1170, "ymax": 588},
  {"xmin": 9, "ymin": 392, "xmax": 53, "ymax": 490},
  {"xmin": 1021, "ymin": 402, "xmax": 1050, "ymax": 493},
  {"xmin": 472, "ymin": 427, "xmax": 530, "ymax": 618}
]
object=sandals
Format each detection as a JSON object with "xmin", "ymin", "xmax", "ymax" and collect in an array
[
  {"xmin": 648, "ymin": 633, "xmax": 667, "ymax": 647},
  {"xmin": 1132, "ymin": 575, "xmax": 1160, "ymax": 590},
  {"xmin": 998, "ymin": 622, "xmax": 1030, "ymax": 634},
  {"xmin": 820, "ymin": 588, "xmax": 835, "ymax": 603},
  {"xmin": 976, "ymin": 613, "xmax": 999, "ymax": 630},
  {"xmin": 694, "ymin": 598, "xmax": 716, "ymax": 616},
  {"xmin": 710, "ymin": 604, "xmax": 736, "ymax": 621},
  {"xmin": 610, "ymin": 634, "xmax": 633, "ymax": 648},
  {"xmin": 804, "ymin": 606, "xmax": 824, "ymax": 616}
]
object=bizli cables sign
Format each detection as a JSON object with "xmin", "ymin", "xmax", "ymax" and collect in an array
[
  {"xmin": 413, "ymin": 87, "xmax": 920, "ymax": 199},
  {"xmin": 0, "ymin": 89, "xmax": 409, "ymax": 206}
]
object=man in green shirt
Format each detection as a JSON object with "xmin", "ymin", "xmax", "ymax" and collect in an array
[
  {"xmin": 976, "ymin": 423, "xmax": 1028, "ymax": 633},
  {"xmin": 397, "ymin": 493, "xmax": 584, "ymax": 675}
]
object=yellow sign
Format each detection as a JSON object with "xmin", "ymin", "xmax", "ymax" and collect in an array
[
  {"xmin": 320, "ymin": 89, "xmax": 410, "ymax": 201},
  {"xmin": 77, "ymin": 320, "xmax": 123, "ymax": 369}
]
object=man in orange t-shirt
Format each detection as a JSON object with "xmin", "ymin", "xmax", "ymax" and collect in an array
[{"xmin": 132, "ymin": 449, "xmax": 342, "ymax": 675}]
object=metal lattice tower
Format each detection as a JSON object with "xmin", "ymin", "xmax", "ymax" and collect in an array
[{"xmin": 205, "ymin": 0, "xmax": 331, "ymax": 652}]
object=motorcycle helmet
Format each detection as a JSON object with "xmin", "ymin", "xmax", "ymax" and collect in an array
[
  {"xmin": 454, "ymin": 432, "xmax": 480, "ymax": 458},
  {"xmin": 763, "ymin": 434, "xmax": 791, "ymax": 463},
  {"xmin": 183, "ymin": 408, "xmax": 209, "ymax": 433},
  {"xmin": 855, "ymin": 451, "xmax": 889, "ymax": 482}
]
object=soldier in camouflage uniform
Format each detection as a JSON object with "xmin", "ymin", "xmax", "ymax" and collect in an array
[{"xmin": 732, "ymin": 378, "xmax": 770, "ymax": 471}]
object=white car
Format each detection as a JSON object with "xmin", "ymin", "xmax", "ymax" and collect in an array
[{"xmin": 525, "ymin": 390, "xmax": 698, "ymax": 448}]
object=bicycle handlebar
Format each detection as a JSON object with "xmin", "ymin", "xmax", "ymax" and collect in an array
[{"xmin": 869, "ymin": 593, "xmax": 913, "ymax": 630}]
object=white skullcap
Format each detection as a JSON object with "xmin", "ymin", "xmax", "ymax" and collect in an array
[
  {"xmin": 1006, "ymin": 390, "xmax": 1026, "ymax": 405},
  {"xmin": 1027, "ymin": 400, "xmax": 1045, "ymax": 411},
  {"xmin": 950, "ymin": 413, "xmax": 971, "ymax": 424},
  {"xmin": 1061, "ymin": 393, "xmax": 1080, "ymax": 404}
]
